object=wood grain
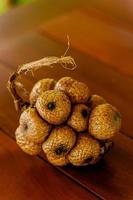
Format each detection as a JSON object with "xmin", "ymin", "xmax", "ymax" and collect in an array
[
  {"xmin": 0, "ymin": 0, "xmax": 88, "ymax": 46},
  {"xmin": 88, "ymin": 0, "xmax": 133, "ymax": 27},
  {"xmin": 0, "ymin": 130, "xmax": 97, "ymax": 200},
  {"xmin": 40, "ymin": 9, "xmax": 133, "ymax": 78}
]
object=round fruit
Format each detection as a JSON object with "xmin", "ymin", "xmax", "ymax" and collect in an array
[
  {"xmin": 42, "ymin": 126, "xmax": 76, "ymax": 166},
  {"xmin": 89, "ymin": 104, "xmax": 121, "ymax": 140},
  {"xmin": 68, "ymin": 133, "xmax": 100, "ymax": 166},
  {"xmin": 54, "ymin": 77, "xmax": 74, "ymax": 91},
  {"xmin": 67, "ymin": 104, "xmax": 90, "ymax": 132},
  {"xmin": 55, "ymin": 77, "xmax": 90, "ymax": 103},
  {"xmin": 19, "ymin": 107, "xmax": 51, "ymax": 143},
  {"xmin": 88, "ymin": 94, "xmax": 106, "ymax": 109},
  {"xmin": 30, "ymin": 78, "xmax": 56, "ymax": 104},
  {"xmin": 36, "ymin": 90, "xmax": 71, "ymax": 125},
  {"xmin": 15, "ymin": 127, "xmax": 42, "ymax": 155}
]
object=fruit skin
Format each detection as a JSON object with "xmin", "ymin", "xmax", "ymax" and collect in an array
[
  {"xmin": 54, "ymin": 77, "xmax": 74, "ymax": 91},
  {"xmin": 45, "ymin": 154, "xmax": 69, "ymax": 166},
  {"xmin": 30, "ymin": 78, "xmax": 56, "ymax": 105},
  {"xmin": 42, "ymin": 126, "xmax": 76, "ymax": 166},
  {"xmin": 36, "ymin": 90, "xmax": 71, "ymax": 125},
  {"xmin": 19, "ymin": 107, "xmax": 51, "ymax": 143},
  {"xmin": 67, "ymin": 104, "xmax": 90, "ymax": 132},
  {"xmin": 89, "ymin": 103, "xmax": 121, "ymax": 140},
  {"xmin": 88, "ymin": 94, "xmax": 106, "ymax": 109},
  {"xmin": 15, "ymin": 127, "xmax": 42, "ymax": 155},
  {"xmin": 55, "ymin": 77, "xmax": 90, "ymax": 103},
  {"xmin": 68, "ymin": 133, "xmax": 100, "ymax": 166}
]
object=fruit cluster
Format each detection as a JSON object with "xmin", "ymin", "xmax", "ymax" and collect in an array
[{"xmin": 15, "ymin": 77, "xmax": 121, "ymax": 166}]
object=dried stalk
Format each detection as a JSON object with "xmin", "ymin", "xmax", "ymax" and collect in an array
[{"xmin": 7, "ymin": 56, "xmax": 77, "ymax": 111}]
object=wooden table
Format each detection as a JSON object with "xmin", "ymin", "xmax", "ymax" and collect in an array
[{"xmin": 0, "ymin": 0, "xmax": 133, "ymax": 199}]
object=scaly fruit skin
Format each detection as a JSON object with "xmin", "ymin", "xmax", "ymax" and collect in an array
[
  {"xmin": 15, "ymin": 127, "xmax": 42, "ymax": 155},
  {"xmin": 89, "ymin": 104, "xmax": 121, "ymax": 140},
  {"xmin": 30, "ymin": 78, "xmax": 56, "ymax": 105},
  {"xmin": 44, "ymin": 154, "xmax": 69, "ymax": 166},
  {"xmin": 68, "ymin": 133, "xmax": 100, "ymax": 166},
  {"xmin": 54, "ymin": 77, "xmax": 74, "ymax": 91},
  {"xmin": 88, "ymin": 94, "xmax": 106, "ymax": 109},
  {"xmin": 55, "ymin": 77, "xmax": 90, "ymax": 103},
  {"xmin": 19, "ymin": 107, "xmax": 51, "ymax": 143},
  {"xmin": 67, "ymin": 104, "xmax": 90, "ymax": 132},
  {"xmin": 36, "ymin": 90, "xmax": 71, "ymax": 125},
  {"xmin": 42, "ymin": 126, "xmax": 76, "ymax": 166}
]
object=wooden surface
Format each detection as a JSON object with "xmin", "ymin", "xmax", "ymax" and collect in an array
[
  {"xmin": 0, "ymin": 0, "xmax": 133, "ymax": 199},
  {"xmin": 0, "ymin": 130, "xmax": 96, "ymax": 200}
]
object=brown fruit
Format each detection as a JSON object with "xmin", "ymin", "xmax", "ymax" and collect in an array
[
  {"xmin": 55, "ymin": 77, "xmax": 90, "ymax": 103},
  {"xmin": 19, "ymin": 107, "xmax": 51, "ymax": 143},
  {"xmin": 36, "ymin": 90, "xmax": 71, "ymax": 125},
  {"xmin": 88, "ymin": 94, "xmax": 106, "ymax": 109},
  {"xmin": 89, "ymin": 104, "xmax": 121, "ymax": 140},
  {"xmin": 42, "ymin": 126, "xmax": 76, "ymax": 166},
  {"xmin": 54, "ymin": 77, "xmax": 74, "ymax": 91},
  {"xmin": 44, "ymin": 154, "xmax": 69, "ymax": 166},
  {"xmin": 30, "ymin": 78, "xmax": 56, "ymax": 104},
  {"xmin": 68, "ymin": 133, "xmax": 100, "ymax": 166},
  {"xmin": 15, "ymin": 127, "xmax": 42, "ymax": 155},
  {"xmin": 67, "ymin": 104, "xmax": 90, "ymax": 132}
]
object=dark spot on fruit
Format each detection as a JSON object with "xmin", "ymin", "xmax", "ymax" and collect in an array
[
  {"xmin": 47, "ymin": 102, "xmax": 56, "ymax": 110},
  {"xmin": 55, "ymin": 144, "xmax": 68, "ymax": 155},
  {"xmin": 23, "ymin": 123, "xmax": 28, "ymax": 131},
  {"xmin": 114, "ymin": 112, "xmax": 121, "ymax": 122},
  {"xmin": 84, "ymin": 156, "xmax": 93, "ymax": 164},
  {"xmin": 81, "ymin": 109, "xmax": 88, "ymax": 118}
]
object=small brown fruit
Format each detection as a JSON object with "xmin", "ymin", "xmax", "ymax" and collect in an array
[
  {"xmin": 30, "ymin": 78, "xmax": 56, "ymax": 104},
  {"xmin": 55, "ymin": 77, "xmax": 90, "ymax": 103},
  {"xmin": 15, "ymin": 127, "xmax": 42, "ymax": 155},
  {"xmin": 89, "ymin": 104, "xmax": 121, "ymax": 140},
  {"xmin": 42, "ymin": 126, "xmax": 76, "ymax": 166},
  {"xmin": 88, "ymin": 94, "xmax": 106, "ymax": 109},
  {"xmin": 68, "ymin": 133, "xmax": 100, "ymax": 166},
  {"xmin": 67, "ymin": 104, "xmax": 90, "ymax": 132},
  {"xmin": 19, "ymin": 107, "xmax": 51, "ymax": 143},
  {"xmin": 54, "ymin": 77, "xmax": 74, "ymax": 91},
  {"xmin": 36, "ymin": 90, "xmax": 71, "ymax": 125}
]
